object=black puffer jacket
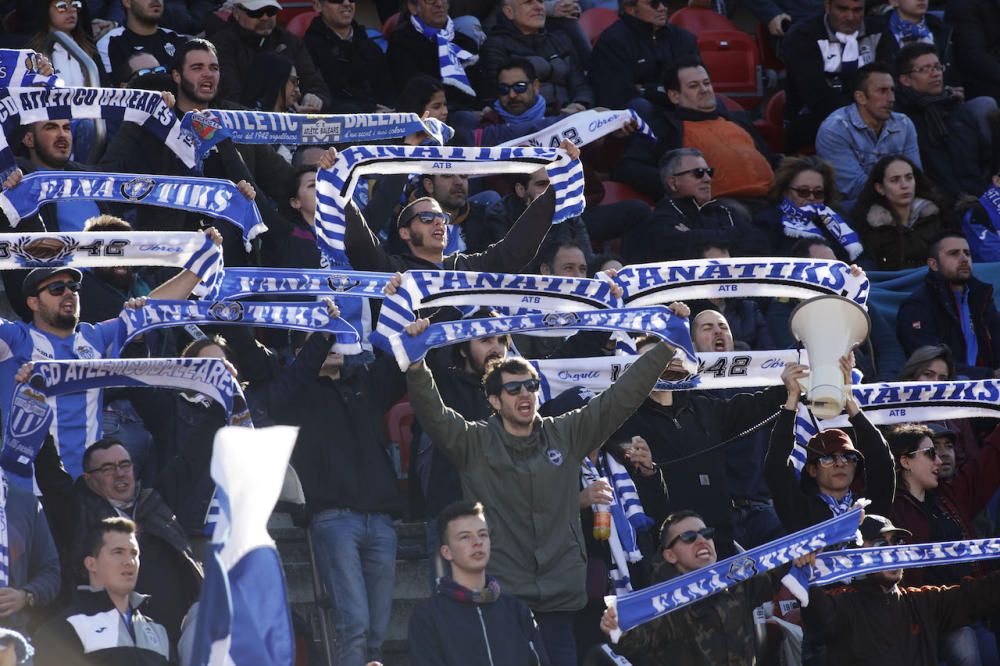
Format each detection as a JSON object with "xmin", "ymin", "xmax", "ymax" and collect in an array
[
  {"xmin": 303, "ymin": 16, "xmax": 389, "ymax": 113},
  {"xmin": 480, "ymin": 15, "xmax": 593, "ymax": 111},
  {"xmin": 642, "ymin": 196, "xmax": 766, "ymax": 261},
  {"xmin": 589, "ymin": 14, "xmax": 699, "ymax": 109}
]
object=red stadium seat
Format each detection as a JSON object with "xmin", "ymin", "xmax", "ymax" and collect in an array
[
  {"xmin": 580, "ymin": 8, "xmax": 619, "ymax": 46},
  {"xmin": 285, "ymin": 10, "xmax": 317, "ymax": 38},
  {"xmin": 696, "ymin": 30, "xmax": 763, "ymax": 109},
  {"xmin": 669, "ymin": 7, "xmax": 741, "ymax": 32},
  {"xmin": 755, "ymin": 21, "xmax": 785, "ymax": 72},
  {"xmin": 385, "ymin": 399, "xmax": 415, "ymax": 493},
  {"xmin": 277, "ymin": 2, "xmax": 315, "ymax": 26},
  {"xmin": 715, "ymin": 92, "xmax": 742, "ymax": 113},
  {"xmin": 382, "ymin": 12, "xmax": 400, "ymax": 39},
  {"xmin": 752, "ymin": 89, "xmax": 786, "ymax": 153},
  {"xmin": 600, "ymin": 180, "xmax": 654, "ymax": 208}
]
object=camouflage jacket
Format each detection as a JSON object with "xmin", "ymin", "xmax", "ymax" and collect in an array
[{"xmin": 616, "ymin": 562, "xmax": 778, "ymax": 666}]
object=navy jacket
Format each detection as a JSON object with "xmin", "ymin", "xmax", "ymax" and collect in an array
[
  {"xmin": 946, "ymin": 0, "xmax": 1000, "ymax": 100},
  {"xmin": 897, "ymin": 269, "xmax": 1000, "ymax": 379}
]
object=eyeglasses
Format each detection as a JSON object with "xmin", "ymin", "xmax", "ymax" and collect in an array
[
  {"xmin": 128, "ymin": 65, "xmax": 168, "ymax": 82},
  {"xmin": 815, "ymin": 452, "xmax": 860, "ymax": 467},
  {"xmin": 788, "ymin": 186, "xmax": 825, "ymax": 200},
  {"xmin": 904, "ymin": 446, "xmax": 939, "ymax": 461},
  {"xmin": 647, "ymin": 0, "xmax": 666, "ymax": 7},
  {"xmin": 86, "ymin": 460, "xmax": 133, "ymax": 476},
  {"xmin": 665, "ymin": 527, "xmax": 715, "ymax": 549},
  {"xmin": 239, "ymin": 5, "xmax": 279, "ymax": 18},
  {"xmin": 406, "ymin": 210, "xmax": 451, "ymax": 226},
  {"xmin": 673, "ymin": 167, "xmax": 714, "ymax": 179},
  {"xmin": 54, "ymin": 0, "xmax": 82, "ymax": 12},
  {"xmin": 908, "ymin": 63, "xmax": 946, "ymax": 75},
  {"xmin": 498, "ymin": 81, "xmax": 531, "ymax": 96},
  {"xmin": 37, "ymin": 280, "xmax": 81, "ymax": 297},
  {"xmin": 288, "ymin": 75, "xmax": 301, "ymax": 87},
  {"xmin": 500, "ymin": 378, "xmax": 541, "ymax": 395}
]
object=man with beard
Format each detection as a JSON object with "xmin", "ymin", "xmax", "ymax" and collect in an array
[
  {"xmin": 96, "ymin": 0, "xmax": 187, "ymax": 86},
  {"xmin": 802, "ymin": 514, "xmax": 1000, "ymax": 665},
  {"xmin": 100, "ymin": 38, "xmax": 290, "ymax": 265},
  {"xmin": 897, "ymin": 231, "xmax": 1000, "ymax": 379},
  {"xmin": 418, "ymin": 174, "xmax": 495, "ymax": 255},
  {"xmin": 0, "ymin": 226, "xmax": 222, "ymax": 479}
]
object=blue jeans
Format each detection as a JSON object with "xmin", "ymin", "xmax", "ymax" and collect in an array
[
  {"xmin": 535, "ymin": 611, "xmax": 577, "ymax": 666},
  {"xmin": 731, "ymin": 502, "xmax": 785, "ymax": 550},
  {"xmin": 310, "ymin": 509, "xmax": 397, "ymax": 666},
  {"xmin": 942, "ymin": 623, "xmax": 1000, "ymax": 666}
]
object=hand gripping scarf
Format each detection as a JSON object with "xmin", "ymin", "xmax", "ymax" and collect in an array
[
  {"xmin": 315, "ymin": 145, "xmax": 585, "ymax": 266},
  {"xmin": 499, "ymin": 109, "xmax": 656, "ymax": 149},
  {"xmin": 0, "ymin": 50, "xmax": 62, "ymax": 88}
]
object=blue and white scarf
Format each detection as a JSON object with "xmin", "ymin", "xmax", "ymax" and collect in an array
[
  {"xmin": 532, "ymin": 350, "xmax": 803, "ymax": 401},
  {"xmin": 500, "ymin": 109, "xmax": 656, "ymax": 149},
  {"xmin": 0, "ymin": 172, "xmax": 265, "ymax": 250},
  {"xmin": 493, "ymin": 93, "xmax": 547, "ymax": 124},
  {"xmin": 783, "ymin": 537, "xmax": 1000, "ymax": 606},
  {"xmin": 582, "ymin": 456, "xmax": 650, "ymax": 595},
  {"xmin": 818, "ymin": 490, "xmax": 855, "ymax": 516},
  {"xmin": 779, "ymin": 199, "xmax": 864, "ymax": 261},
  {"xmin": 0, "ymin": 231, "xmax": 223, "ymax": 296},
  {"xmin": 410, "ymin": 16, "xmax": 479, "ymax": 96},
  {"xmin": 182, "ymin": 110, "xmax": 454, "ymax": 158},
  {"xmin": 614, "ymin": 258, "xmax": 870, "ymax": 307},
  {"xmin": 0, "ymin": 87, "xmax": 197, "ymax": 182},
  {"xmin": 381, "ymin": 306, "xmax": 697, "ymax": 371},
  {"xmin": 217, "ymin": 267, "xmax": 391, "ymax": 300},
  {"xmin": 2, "ymin": 358, "xmax": 248, "ymax": 479},
  {"xmin": 0, "ymin": 50, "xmax": 62, "ymax": 88},
  {"xmin": 315, "ymin": 144, "xmax": 585, "ymax": 266},
  {"xmin": 118, "ymin": 300, "xmax": 362, "ymax": 355},
  {"xmin": 978, "ymin": 186, "xmax": 1000, "ymax": 230},
  {"xmin": 887, "ymin": 10, "xmax": 932, "ymax": 44},
  {"xmin": 0, "ymin": 473, "xmax": 8, "ymax": 588},
  {"xmin": 608, "ymin": 504, "xmax": 864, "ymax": 637},
  {"xmin": 372, "ymin": 270, "xmax": 621, "ymax": 348}
]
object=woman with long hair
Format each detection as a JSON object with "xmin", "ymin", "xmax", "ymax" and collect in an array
[
  {"xmin": 28, "ymin": 0, "xmax": 99, "ymax": 87},
  {"xmin": 852, "ymin": 154, "xmax": 952, "ymax": 270},
  {"xmin": 754, "ymin": 155, "xmax": 864, "ymax": 263}
]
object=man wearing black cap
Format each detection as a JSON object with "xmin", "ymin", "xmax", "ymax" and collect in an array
[
  {"xmin": 803, "ymin": 513, "xmax": 1000, "ymax": 665},
  {"xmin": 764, "ymin": 357, "xmax": 895, "ymax": 532},
  {"xmin": 0, "ymin": 226, "xmax": 222, "ymax": 479},
  {"xmin": 927, "ymin": 422, "xmax": 958, "ymax": 482}
]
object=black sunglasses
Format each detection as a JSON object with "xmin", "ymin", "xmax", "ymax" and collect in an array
[
  {"xmin": 872, "ymin": 536, "xmax": 906, "ymax": 547},
  {"xmin": 788, "ymin": 186, "xmax": 825, "ymax": 200},
  {"xmin": 904, "ymin": 446, "xmax": 939, "ymax": 461},
  {"xmin": 498, "ymin": 81, "xmax": 531, "ymax": 96},
  {"xmin": 648, "ymin": 0, "xmax": 665, "ymax": 7},
  {"xmin": 673, "ymin": 167, "xmax": 715, "ymax": 179},
  {"xmin": 816, "ymin": 451, "xmax": 860, "ymax": 467},
  {"xmin": 501, "ymin": 378, "xmax": 540, "ymax": 395},
  {"xmin": 666, "ymin": 527, "xmax": 715, "ymax": 549},
  {"xmin": 37, "ymin": 280, "xmax": 81, "ymax": 297},
  {"xmin": 240, "ymin": 5, "xmax": 279, "ymax": 18},
  {"xmin": 129, "ymin": 65, "xmax": 168, "ymax": 82},
  {"xmin": 406, "ymin": 211, "xmax": 451, "ymax": 226}
]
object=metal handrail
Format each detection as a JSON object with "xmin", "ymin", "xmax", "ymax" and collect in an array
[{"xmin": 48, "ymin": 31, "xmax": 107, "ymax": 163}]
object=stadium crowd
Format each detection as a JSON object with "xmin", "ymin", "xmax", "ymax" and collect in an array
[{"xmin": 0, "ymin": 0, "xmax": 998, "ymax": 664}]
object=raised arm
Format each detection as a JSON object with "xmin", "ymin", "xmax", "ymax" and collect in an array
[
  {"xmin": 849, "ymin": 402, "xmax": 895, "ymax": 516},
  {"xmin": 406, "ymin": 359, "xmax": 479, "ymax": 470}
]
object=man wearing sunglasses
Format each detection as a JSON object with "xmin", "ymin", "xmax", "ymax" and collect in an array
[
  {"xmin": 405, "ymin": 322, "xmax": 679, "ymax": 666},
  {"xmin": 96, "ymin": 0, "xmax": 187, "ymax": 86},
  {"xmin": 589, "ymin": 0, "xmax": 698, "ymax": 118},
  {"xmin": 210, "ymin": 0, "xmax": 331, "ymax": 113},
  {"xmin": 0, "ymin": 227, "xmax": 222, "ymax": 481},
  {"xmin": 599, "ymin": 509, "xmax": 804, "ymax": 664}
]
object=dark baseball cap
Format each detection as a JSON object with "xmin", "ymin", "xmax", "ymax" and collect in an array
[
  {"xmin": 860, "ymin": 514, "xmax": 912, "ymax": 543},
  {"xmin": 926, "ymin": 422, "xmax": 958, "ymax": 443},
  {"xmin": 804, "ymin": 428, "xmax": 863, "ymax": 465},
  {"xmin": 22, "ymin": 267, "xmax": 82, "ymax": 301}
]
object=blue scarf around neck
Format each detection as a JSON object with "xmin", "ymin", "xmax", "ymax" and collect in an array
[{"xmin": 492, "ymin": 93, "xmax": 547, "ymax": 124}]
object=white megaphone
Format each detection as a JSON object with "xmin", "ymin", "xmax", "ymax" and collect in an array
[{"xmin": 788, "ymin": 295, "xmax": 871, "ymax": 419}]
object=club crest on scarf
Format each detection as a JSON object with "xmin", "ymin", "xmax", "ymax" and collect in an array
[
  {"xmin": 8, "ymin": 235, "xmax": 79, "ymax": 265},
  {"xmin": 216, "ymin": 268, "xmax": 390, "ymax": 300},
  {"xmin": 208, "ymin": 301, "xmax": 245, "ymax": 323},
  {"xmin": 120, "ymin": 177, "xmax": 156, "ymax": 201},
  {"xmin": 727, "ymin": 556, "xmax": 759, "ymax": 582}
]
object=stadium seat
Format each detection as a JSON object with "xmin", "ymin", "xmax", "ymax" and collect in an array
[
  {"xmin": 285, "ymin": 10, "xmax": 317, "ymax": 38},
  {"xmin": 755, "ymin": 21, "xmax": 785, "ymax": 73},
  {"xmin": 669, "ymin": 7, "xmax": 741, "ymax": 32},
  {"xmin": 580, "ymin": 8, "xmax": 619, "ymax": 46},
  {"xmin": 753, "ymin": 90, "xmax": 785, "ymax": 153},
  {"xmin": 600, "ymin": 180, "xmax": 654, "ymax": 208},
  {"xmin": 382, "ymin": 11, "xmax": 400, "ymax": 39},
  {"xmin": 715, "ymin": 92, "xmax": 743, "ymax": 113},
  {"xmin": 385, "ymin": 399, "xmax": 415, "ymax": 493},
  {"xmin": 277, "ymin": 1, "xmax": 316, "ymax": 27},
  {"xmin": 696, "ymin": 30, "xmax": 763, "ymax": 109}
]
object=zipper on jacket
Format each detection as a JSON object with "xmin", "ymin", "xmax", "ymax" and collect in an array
[
  {"xmin": 529, "ymin": 640, "xmax": 541, "ymax": 665},
  {"xmin": 476, "ymin": 607, "xmax": 496, "ymax": 666}
]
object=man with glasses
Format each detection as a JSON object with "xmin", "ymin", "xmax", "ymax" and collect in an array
[
  {"xmin": 641, "ymin": 147, "xmax": 763, "ymax": 261},
  {"xmin": 599, "ymin": 509, "xmax": 801, "ymax": 664},
  {"xmin": 589, "ymin": 0, "xmax": 698, "ymax": 117},
  {"xmin": 764, "ymin": 356, "xmax": 895, "ymax": 533},
  {"xmin": 404, "ymin": 320, "xmax": 680, "ymax": 666},
  {"xmin": 341, "ymin": 141, "xmax": 579, "ymax": 274},
  {"xmin": 33, "ymin": 437, "xmax": 203, "ymax": 648},
  {"xmin": 303, "ymin": 0, "xmax": 390, "ymax": 113},
  {"xmin": 210, "ymin": 0, "xmax": 330, "ymax": 112},
  {"xmin": 96, "ymin": 0, "xmax": 187, "ymax": 86},
  {"xmin": 894, "ymin": 43, "xmax": 996, "ymax": 203}
]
